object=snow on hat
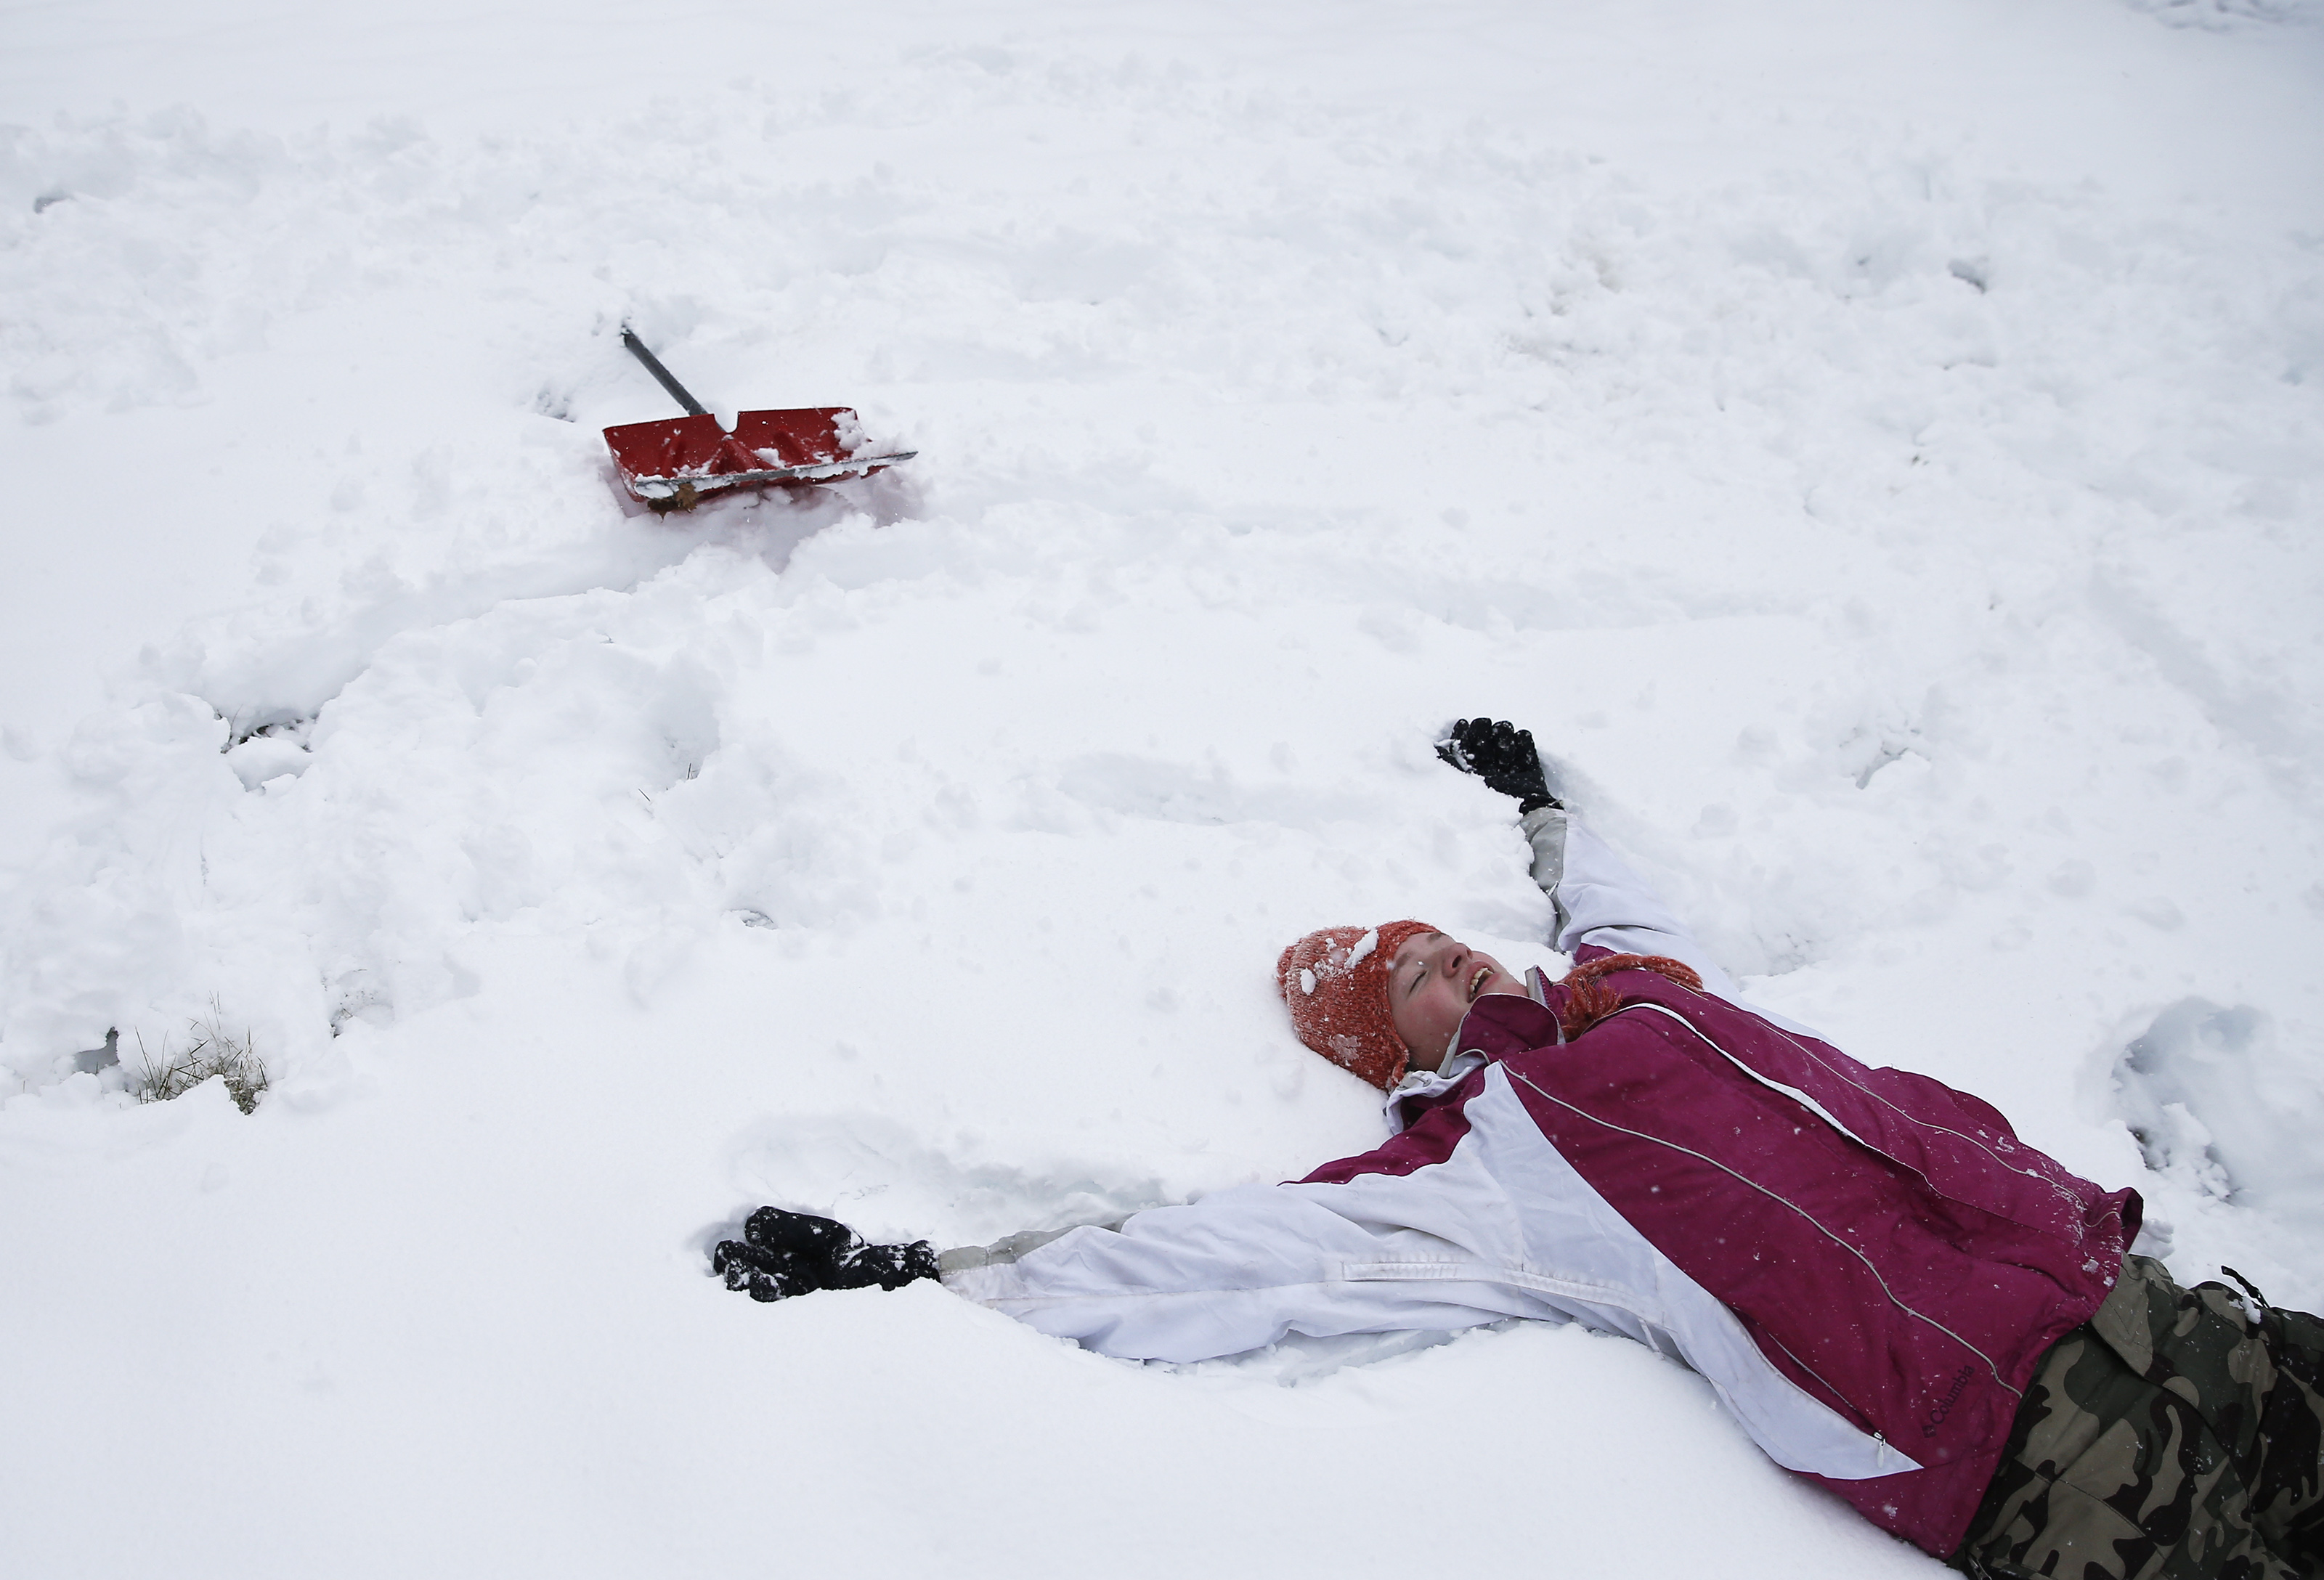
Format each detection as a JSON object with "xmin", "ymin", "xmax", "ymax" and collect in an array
[{"xmin": 1275, "ymin": 920, "xmax": 1437, "ymax": 1091}]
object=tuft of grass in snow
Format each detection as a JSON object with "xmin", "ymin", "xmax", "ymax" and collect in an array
[{"xmin": 131, "ymin": 1009, "xmax": 268, "ymax": 1115}]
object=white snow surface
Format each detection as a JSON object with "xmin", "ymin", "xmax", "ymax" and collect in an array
[{"xmin": 4, "ymin": 2, "xmax": 2322, "ymax": 1575}]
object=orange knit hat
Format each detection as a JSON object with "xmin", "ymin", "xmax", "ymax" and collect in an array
[{"xmin": 1275, "ymin": 920, "xmax": 1437, "ymax": 1091}]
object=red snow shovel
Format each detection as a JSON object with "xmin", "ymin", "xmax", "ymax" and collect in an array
[{"xmin": 602, "ymin": 329, "xmax": 915, "ymax": 513}]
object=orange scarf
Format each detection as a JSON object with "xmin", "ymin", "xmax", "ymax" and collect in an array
[{"xmin": 1555, "ymin": 953, "xmax": 1703, "ymax": 1041}]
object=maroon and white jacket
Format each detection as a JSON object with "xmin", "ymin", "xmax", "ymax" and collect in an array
[{"xmin": 942, "ymin": 810, "xmax": 2140, "ymax": 1557}]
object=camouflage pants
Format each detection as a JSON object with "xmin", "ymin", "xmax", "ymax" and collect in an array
[{"xmin": 1952, "ymin": 1255, "xmax": 2324, "ymax": 1580}]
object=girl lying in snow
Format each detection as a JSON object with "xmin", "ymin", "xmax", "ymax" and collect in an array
[{"xmin": 712, "ymin": 720, "xmax": 2324, "ymax": 1580}]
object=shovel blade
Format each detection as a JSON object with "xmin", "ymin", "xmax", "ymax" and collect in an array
[{"xmin": 603, "ymin": 407, "xmax": 905, "ymax": 510}]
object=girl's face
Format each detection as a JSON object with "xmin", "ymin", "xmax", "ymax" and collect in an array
[{"xmin": 1384, "ymin": 931, "xmax": 1527, "ymax": 1073}]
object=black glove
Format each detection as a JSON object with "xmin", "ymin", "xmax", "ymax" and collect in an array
[
  {"xmin": 1436, "ymin": 717, "xmax": 1560, "ymax": 813},
  {"xmin": 712, "ymin": 1207, "xmax": 940, "ymax": 1304}
]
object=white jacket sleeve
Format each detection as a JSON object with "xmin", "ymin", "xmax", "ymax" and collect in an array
[
  {"xmin": 1521, "ymin": 807, "xmax": 1744, "ymax": 1002},
  {"xmin": 940, "ymin": 1181, "xmax": 1564, "ymax": 1363}
]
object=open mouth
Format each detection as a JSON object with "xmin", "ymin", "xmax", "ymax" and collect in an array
[{"xmin": 1466, "ymin": 964, "xmax": 1494, "ymax": 1001}]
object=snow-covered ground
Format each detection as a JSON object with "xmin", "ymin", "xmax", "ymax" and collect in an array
[{"xmin": 4, "ymin": 1, "xmax": 2321, "ymax": 1574}]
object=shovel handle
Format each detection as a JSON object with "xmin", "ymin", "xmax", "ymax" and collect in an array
[{"xmin": 620, "ymin": 328, "xmax": 709, "ymax": 417}]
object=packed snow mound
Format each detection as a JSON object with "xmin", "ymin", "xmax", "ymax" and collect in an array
[
  {"xmin": 2118, "ymin": 998, "xmax": 2324, "ymax": 1231},
  {"xmin": 2124, "ymin": 0, "xmax": 2321, "ymax": 30}
]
